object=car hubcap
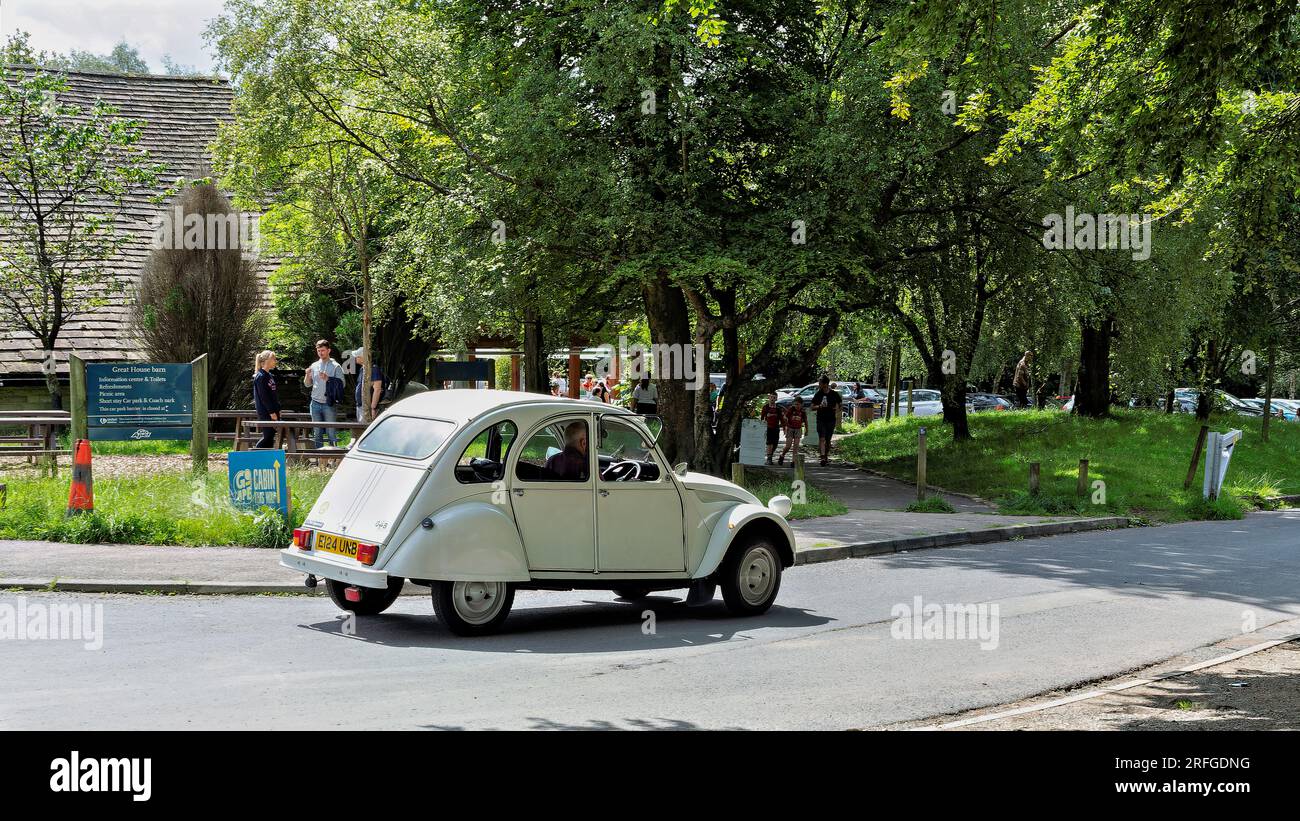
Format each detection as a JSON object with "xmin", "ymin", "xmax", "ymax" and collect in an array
[
  {"xmin": 453, "ymin": 581, "xmax": 506, "ymax": 624},
  {"xmin": 738, "ymin": 546, "xmax": 776, "ymax": 606}
]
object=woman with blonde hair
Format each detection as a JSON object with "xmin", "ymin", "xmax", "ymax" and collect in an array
[{"xmin": 251, "ymin": 350, "xmax": 280, "ymax": 449}]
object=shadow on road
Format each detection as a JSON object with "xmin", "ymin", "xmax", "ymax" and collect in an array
[
  {"xmin": 299, "ymin": 598, "xmax": 832, "ymax": 652},
  {"xmin": 863, "ymin": 510, "xmax": 1300, "ymax": 612}
]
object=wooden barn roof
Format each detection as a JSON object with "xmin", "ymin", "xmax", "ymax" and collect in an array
[{"xmin": 0, "ymin": 67, "xmax": 273, "ymax": 381}]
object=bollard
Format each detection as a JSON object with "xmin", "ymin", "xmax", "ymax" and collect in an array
[
  {"xmin": 1029, "ymin": 462, "xmax": 1040, "ymax": 496},
  {"xmin": 65, "ymin": 439, "xmax": 94, "ymax": 516},
  {"xmin": 1076, "ymin": 458, "xmax": 1089, "ymax": 497},
  {"xmin": 731, "ymin": 462, "xmax": 745, "ymax": 488},
  {"xmin": 916, "ymin": 426, "xmax": 927, "ymax": 500},
  {"xmin": 793, "ymin": 450, "xmax": 804, "ymax": 483}
]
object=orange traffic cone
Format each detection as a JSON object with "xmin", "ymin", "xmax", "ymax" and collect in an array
[{"xmin": 66, "ymin": 439, "xmax": 94, "ymax": 516}]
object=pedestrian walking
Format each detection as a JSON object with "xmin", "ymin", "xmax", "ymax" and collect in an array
[
  {"xmin": 810, "ymin": 375, "xmax": 842, "ymax": 467},
  {"xmin": 632, "ymin": 377, "xmax": 658, "ymax": 414},
  {"xmin": 1014, "ymin": 350, "xmax": 1034, "ymax": 409},
  {"xmin": 778, "ymin": 397, "xmax": 807, "ymax": 465},
  {"xmin": 353, "ymin": 347, "xmax": 385, "ymax": 424},
  {"xmin": 251, "ymin": 349, "xmax": 280, "ymax": 449}
]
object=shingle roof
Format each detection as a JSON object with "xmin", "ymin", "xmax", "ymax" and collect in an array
[{"xmin": 0, "ymin": 67, "xmax": 273, "ymax": 380}]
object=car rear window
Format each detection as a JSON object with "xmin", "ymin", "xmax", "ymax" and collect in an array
[{"xmin": 357, "ymin": 415, "xmax": 455, "ymax": 459}]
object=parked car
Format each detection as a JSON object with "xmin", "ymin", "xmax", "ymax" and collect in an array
[
  {"xmin": 1176, "ymin": 388, "xmax": 1262, "ymax": 417},
  {"xmin": 281, "ymin": 390, "xmax": 796, "ymax": 635},
  {"xmin": 1240, "ymin": 398, "xmax": 1299, "ymax": 421},
  {"xmin": 775, "ymin": 382, "xmax": 860, "ymax": 414},
  {"xmin": 966, "ymin": 392, "xmax": 1012, "ymax": 412},
  {"xmin": 890, "ymin": 387, "xmax": 944, "ymax": 417}
]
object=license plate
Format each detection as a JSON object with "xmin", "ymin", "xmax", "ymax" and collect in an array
[{"xmin": 314, "ymin": 532, "xmax": 360, "ymax": 559}]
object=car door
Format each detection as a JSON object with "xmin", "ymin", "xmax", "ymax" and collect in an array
[
  {"xmin": 594, "ymin": 416, "xmax": 685, "ymax": 572},
  {"xmin": 509, "ymin": 414, "xmax": 596, "ymax": 572}
]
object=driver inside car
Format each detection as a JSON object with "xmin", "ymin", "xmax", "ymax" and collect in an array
[{"xmin": 544, "ymin": 421, "xmax": 589, "ymax": 480}]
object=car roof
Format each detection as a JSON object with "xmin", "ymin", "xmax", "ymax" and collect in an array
[{"xmin": 386, "ymin": 388, "xmax": 633, "ymax": 423}]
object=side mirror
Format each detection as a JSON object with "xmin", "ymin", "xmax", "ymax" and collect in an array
[{"xmin": 673, "ymin": 462, "xmax": 689, "ymax": 477}]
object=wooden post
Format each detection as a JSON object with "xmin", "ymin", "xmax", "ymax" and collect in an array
[
  {"xmin": 1029, "ymin": 462, "xmax": 1040, "ymax": 496},
  {"xmin": 916, "ymin": 426, "xmax": 927, "ymax": 500},
  {"xmin": 191, "ymin": 353, "xmax": 209, "ymax": 474},
  {"xmin": 1076, "ymin": 458, "xmax": 1089, "ymax": 497},
  {"xmin": 1184, "ymin": 425, "xmax": 1209, "ymax": 490},
  {"xmin": 69, "ymin": 353, "xmax": 87, "ymax": 443},
  {"xmin": 794, "ymin": 450, "xmax": 804, "ymax": 483},
  {"xmin": 731, "ymin": 462, "xmax": 745, "ymax": 488},
  {"xmin": 510, "ymin": 354, "xmax": 521, "ymax": 391}
]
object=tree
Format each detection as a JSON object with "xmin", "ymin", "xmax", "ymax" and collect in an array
[
  {"xmin": 0, "ymin": 48, "xmax": 158, "ymax": 407},
  {"xmin": 132, "ymin": 183, "xmax": 265, "ymax": 410}
]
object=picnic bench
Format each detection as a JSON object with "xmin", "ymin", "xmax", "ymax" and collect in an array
[
  {"xmin": 209, "ymin": 410, "xmax": 310, "ymax": 450},
  {"xmin": 0, "ymin": 413, "xmax": 72, "ymax": 471},
  {"xmin": 240, "ymin": 419, "xmax": 371, "ymax": 464}
]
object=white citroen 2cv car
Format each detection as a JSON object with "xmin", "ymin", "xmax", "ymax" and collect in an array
[{"xmin": 280, "ymin": 390, "xmax": 795, "ymax": 635}]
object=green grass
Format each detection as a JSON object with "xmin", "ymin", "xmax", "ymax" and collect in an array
[
  {"xmin": 0, "ymin": 469, "xmax": 329, "ymax": 547},
  {"xmin": 906, "ymin": 496, "xmax": 956, "ymax": 513},
  {"xmin": 742, "ymin": 470, "xmax": 848, "ymax": 519},
  {"xmin": 839, "ymin": 408, "xmax": 1300, "ymax": 523}
]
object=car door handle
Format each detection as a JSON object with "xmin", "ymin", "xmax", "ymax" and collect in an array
[
  {"xmin": 599, "ymin": 489, "xmax": 609, "ymax": 497},
  {"xmin": 513, "ymin": 488, "xmax": 525, "ymax": 496}
]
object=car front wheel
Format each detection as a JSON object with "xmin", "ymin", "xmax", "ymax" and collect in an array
[
  {"xmin": 326, "ymin": 576, "xmax": 404, "ymax": 616},
  {"xmin": 432, "ymin": 580, "xmax": 514, "ymax": 636},
  {"xmin": 719, "ymin": 539, "xmax": 782, "ymax": 616}
]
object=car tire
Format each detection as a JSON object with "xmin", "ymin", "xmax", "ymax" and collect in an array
[
  {"xmin": 325, "ymin": 576, "xmax": 404, "ymax": 616},
  {"xmin": 612, "ymin": 585, "xmax": 652, "ymax": 601},
  {"xmin": 432, "ymin": 580, "xmax": 514, "ymax": 636},
  {"xmin": 719, "ymin": 538, "xmax": 782, "ymax": 616}
]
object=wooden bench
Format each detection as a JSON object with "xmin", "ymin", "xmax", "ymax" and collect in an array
[{"xmin": 241, "ymin": 419, "xmax": 369, "ymax": 465}]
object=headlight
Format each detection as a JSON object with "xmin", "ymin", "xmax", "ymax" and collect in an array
[{"xmin": 767, "ymin": 495, "xmax": 793, "ymax": 517}]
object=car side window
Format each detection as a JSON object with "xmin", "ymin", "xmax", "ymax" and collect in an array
[
  {"xmin": 455, "ymin": 420, "xmax": 518, "ymax": 484},
  {"xmin": 597, "ymin": 419, "xmax": 662, "ymax": 482},
  {"xmin": 515, "ymin": 419, "xmax": 590, "ymax": 482}
]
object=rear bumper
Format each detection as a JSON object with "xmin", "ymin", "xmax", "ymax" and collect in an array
[{"xmin": 279, "ymin": 548, "xmax": 389, "ymax": 589}]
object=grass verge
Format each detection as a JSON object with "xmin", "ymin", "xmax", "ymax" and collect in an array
[
  {"xmin": 839, "ymin": 408, "xmax": 1300, "ymax": 523},
  {"xmin": 743, "ymin": 470, "xmax": 848, "ymax": 519}
]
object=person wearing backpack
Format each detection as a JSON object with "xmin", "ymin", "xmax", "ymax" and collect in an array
[
  {"xmin": 353, "ymin": 347, "xmax": 386, "ymax": 424},
  {"xmin": 302, "ymin": 339, "xmax": 345, "ymax": 448}
]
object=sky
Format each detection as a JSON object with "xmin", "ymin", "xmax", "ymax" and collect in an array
[{"xmin": 2, "ymin": 0, "xmax": 227, "ymax": 74}]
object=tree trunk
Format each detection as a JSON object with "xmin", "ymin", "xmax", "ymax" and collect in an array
[
  {"xmin": 1075, "ymin": 315, "xmax": 1113, "ymax": 418},
  {"xmin": 642, "ymin": 272, "xmax": 695, "ymax": 466},
  {"xmin": 523, "ymin": 307, "xmax": 548, "ymax": 395},
  {"xmin": 1195, "ymin": 338, "xmax": 1216, "ymax": 421},
  {"xmin": 359, "ymin": 236, "xmax": 374, "ymax": 422},
  {"xmin": 44, "ymin": 364, "xmax": 63, "ymax": 410},
  {"xmin": 1262, "ymin": 341, "xmax": 1277, "ymax": 442},
  {"xmin": 934, "ymin": 363, "xmax": 971, "ymax": 440}
]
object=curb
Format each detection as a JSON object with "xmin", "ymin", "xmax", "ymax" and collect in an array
[
  {"xmin": 793, "ymin": 515, "xmax": 1130, "ymax": 565},
  {"xmin": 3, "ymin": 517, "xmax": 1130, "ymax": 593},
  {"xmin": 0, "ymin": 579, "xmax": 430, "ymax": 596}
]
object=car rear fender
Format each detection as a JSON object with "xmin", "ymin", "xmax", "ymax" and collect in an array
[
  {"xmin": 692, "ymin": 503, "xmax": 795, "ymax": 579},
  {"xmin": 382, "ymin": 496, "xmax": 531, "ymax": 582}
]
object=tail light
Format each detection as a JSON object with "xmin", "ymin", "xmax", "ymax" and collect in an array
[
  {"xmin": 357, "ymin": 543, "xmax": 380, "ymax": 566},
  {"xmin": 292, "ymin": 528, "xmax": 313, "ymax": 549}
]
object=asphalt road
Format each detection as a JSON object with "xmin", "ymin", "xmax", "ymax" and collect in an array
[{"xmin": 2, "ymin": 511, "xmax": 1297, "ymax": 730}]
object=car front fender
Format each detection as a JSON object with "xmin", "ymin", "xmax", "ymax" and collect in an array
[
  {"xmin": 691, "ymin": 503, "xmax": 796, "ymax": 579},
  {"xmin": 382, "ymin": 497, "xmax": 531, "ymax": 582}
]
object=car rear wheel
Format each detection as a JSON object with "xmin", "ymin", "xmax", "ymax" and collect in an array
[
  {"xmin": 719, "ymin": 539, "xmax": 782, "ymax": 616},
  {"xmin": 325, "ymin": 576, "xmax": 404, "ymax": 616},
  {"xmin": 432, "ymin": 580, "xmax": 514, "ymax": 636}
]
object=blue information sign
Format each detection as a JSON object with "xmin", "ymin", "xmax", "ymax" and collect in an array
[
  {"xmin": 228, "ymin": 449, "xmax": 290, "ymax": 520},
  {"xmin": 86, "ymin": 363, "xmax": 193, "ymax": 441}
]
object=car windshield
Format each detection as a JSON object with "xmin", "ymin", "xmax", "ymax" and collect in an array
[{"xmin": 357, "ymin": 415, "xmax": 456, "ymax": 459}]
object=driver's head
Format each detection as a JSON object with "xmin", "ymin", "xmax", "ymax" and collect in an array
[{"xmin": 565, "ymin": 421, "xmax": 588, "ymax": 454}]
